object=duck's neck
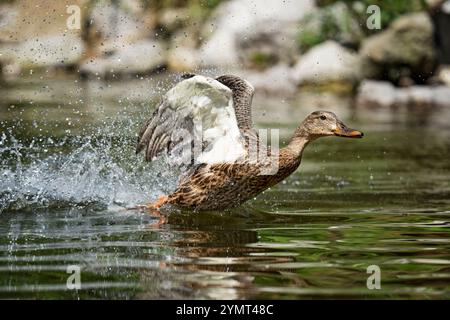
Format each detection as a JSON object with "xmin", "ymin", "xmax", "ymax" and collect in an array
[
  {"xmin": 283, "ymin": 128, "xmax": 312, "ymax": 160},
  {"xmin": 260, "ymin": 128, "xmax": 312, "ymax": 186},
  {"xmin": 269, "ymin": 132, "xmax": 310, "ymax": 183}
]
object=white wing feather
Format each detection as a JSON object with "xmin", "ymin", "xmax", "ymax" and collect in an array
[{"xmin": 136, "ymin": 75, "xmax": 247, "ymax": 166}]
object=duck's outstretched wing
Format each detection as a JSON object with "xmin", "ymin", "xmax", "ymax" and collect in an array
[
  {"xmin": 136, "ymin": 75, "xmax": 246, "ymax": 167},
  {"xmin": 180, "ymin": 74, "xmax": 255, "ymax": 131},
  {"xmin": 215, "ymin": 75, "xmax": 254, "ymax": 131}
]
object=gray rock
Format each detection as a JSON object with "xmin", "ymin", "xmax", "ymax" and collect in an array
[
  {"xmin": 436, "ymin": 65, "xmax": 450, "ymax": 86},
  {"xmin": 236, "ymin": 21, "xmax": 299, "ymax": 69},
  {"xmin": 167, "ymin": 46, "xmax": 198, "ymax": 72},
  {"xmin": 167, "ymin": 26, "xmax": 200, "ymax": 72},
  {"xmin": 198, "ymin": 0, "xmax": 315, "ymax": 67},
  {"xmin": 360, "ymin": 13, "xmax": 436, "ymax": 83},
  {"xmin": 0, "ymin": 34, "xmax": 84, "ymax": 69},
  {"xmin": 0, "ymin": 61, "xmax": 20, "ymax": 79},
  {"xmin": 407, "ymin": 86, "xmax": 435, "ymax": 106},
  {"xmin": 80, "ymin": 1, "xmax": 160, "ymax": 77},
  {"xmin": 245, "ymin": 64, "xmax": 297, "ymax": 95},
  {"xmin": 356, "ymin": 80, "xmax": 450, "ymax": 109},
  {"xmin": 86, "ymin": 0, "xmax": 155, "ymax": 53},
  {"xmin": 292, "ymin": 41, "xmax": 362, "ymax": 85},
  {"xmin": 79, "ymin": 39, "xmax": 166, "ymax": 77},
  {"xmin": 432, "ymin": 85, "xmax": 450, "ymax": 108},
  {"xmin": 356, "ymin": 80, "xmax": 397, "ymax": 108},
  {"xmin": 297, "ymin": 2, "xmax": 365, "ymax": 51},
  {"xmin": 0, "ymin": 4, "xmax": 18, "ymax": 36},
  {"xmin": 158, "ymin": 8, "xmax": 191, "ymax": 35}
]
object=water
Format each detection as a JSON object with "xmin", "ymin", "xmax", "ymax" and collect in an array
[{"xmin": 1, "ymin": 74, "xmax": 450, "ymax": 299}]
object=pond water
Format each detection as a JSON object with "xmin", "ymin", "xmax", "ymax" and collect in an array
[{"xmin": 0, "ymin": 74, "xmax": 449, "ymax": 299}]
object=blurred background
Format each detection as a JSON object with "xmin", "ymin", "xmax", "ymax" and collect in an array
[
  {"xmin": 1, "ymin": 0, "xmax": 450, "ymax": 299},
  {"xmin": 0, "ymin": 0, "xmax": 449, "ymax": 100}
]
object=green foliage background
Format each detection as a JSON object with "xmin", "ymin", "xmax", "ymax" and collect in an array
[{"xmin": 298, "ymin": 0, "xmax": 429, "ymax": 51}]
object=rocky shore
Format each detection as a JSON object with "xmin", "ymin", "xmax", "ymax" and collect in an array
[{"xmin": 1, "ymin": 0, "xmax": 450, "ymax": 109}]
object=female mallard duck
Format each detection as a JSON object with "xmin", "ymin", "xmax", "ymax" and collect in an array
[{"xmin": 136, "ymin": 74, "xmax": 363, "ymax": 211}]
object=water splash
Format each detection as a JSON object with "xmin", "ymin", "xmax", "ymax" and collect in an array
[
  {"xmin": 0, "ymin": 72, "xmax": 234, "ymax": 214},
  {"xmin": 0, "ymin": 127, "xmax": 178, "ymax": 213}
]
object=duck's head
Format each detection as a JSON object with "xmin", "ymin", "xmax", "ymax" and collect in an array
[{"xmin": 299, "ymin": 111, "xmax": 363, "ymax": 139}]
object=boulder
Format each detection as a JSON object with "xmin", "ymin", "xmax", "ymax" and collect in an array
[
  {"xmin": 167, "ymin": 47, "xmax": 198, "ymax": 72},
  {"xmin": 0, "ymin": 34, "xmax": 84, "ymax": 69},
  {"xmin": 198, "ymin": 0, "xmax": 315, "ymax": 67},
  {"xmin": 166, "ymin": 26, "xmax": 200, "ymax": 72},
  {"xmin": 158, "ymin": 8, "xmax": 191, "ymax": 35},
  {"xmin": 436, "ymin": 65, "xmax": 450, "ymax": 86},
  {"xmin": 291, "ymin": 41, "xmax": 362, "ymax": 86},
  {"xmin": 79, "ymin": 39, "xmax": 166, "ymax": 77},
  {"xmin": 80, "ymin": 0, "xmax": 168, "ymax": 77},
  {"xmin": 297, "ymin": 2, "xmax": 365, "ymax": 51},
  {"xmin": 0, "ymin": 4, "xmax": 19, "ymax": 41},
  {"xmin": 356, "ymin": 80, "xmax": 450, "ymax": 109},
  {"xmin": 408, "ymin": 86, "xmax": 435, "ymax": 106},
  {"xmin": 360, "ymin": 12, "xmax": 436, "ymax": 83},
  {"xmin": 85, "ymin": 0, "xmax": 155, "ymax": 52},
  {"xmin": 0, "ymin": 1, "xmax": 88, "ymax": 73},
  {"xmin": 0, "ymin": 61, "xmax": 21, "ymax": 79},
  {"xmin": 236, "ymin": 21, "xmax": 299, "ymax": 69},
  {"xmin": 245, "ymin": 64, "xmax": 297, "ymax": 95},
  {"xmin": 356, "ymin": 80, "xmax": 398, "ymax": 109},
  {"xmin": 432, "ymin": 85, "xmax": 450, "ymax": 108}
]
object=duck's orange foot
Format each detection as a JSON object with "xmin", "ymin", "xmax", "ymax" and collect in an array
[
  {"xmin": 145, "ymin": 195, "xmax": 169, "ymax": 210},
  {"xmin": 126, "ymin": 195, "xmax": 169, "ymax": 212}
]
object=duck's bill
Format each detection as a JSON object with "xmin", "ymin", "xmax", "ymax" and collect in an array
[{"xmin": 333, "ymin": 124, "xmax": 364, "ymax": 138}]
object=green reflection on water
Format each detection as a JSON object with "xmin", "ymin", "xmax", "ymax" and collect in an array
[{"xmin": 0, "ymin": 77, "xmax": 449, "ymax": 299}]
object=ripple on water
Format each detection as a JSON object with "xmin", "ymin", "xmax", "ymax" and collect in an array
[{"xmin": 1, "ymin": 78, "xmax": 450, "ymax": 299}]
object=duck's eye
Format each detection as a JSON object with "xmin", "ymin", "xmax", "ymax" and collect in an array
[{"xmin": 320, "ymin": 115, "xmax": 327, "ymax": 120}]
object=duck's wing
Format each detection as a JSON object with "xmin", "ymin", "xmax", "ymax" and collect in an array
[
  {"xmin": 215, "ymin": 75, "xmax": 255, "ymax": 131},
  {"xmin": 136, "ymin": 75, "xmax": 247, "ymax": 167}
]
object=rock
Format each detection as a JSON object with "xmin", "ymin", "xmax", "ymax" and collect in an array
[
  {"xmin": 85, "ymin": 0, "xmax": 156, "ymax": 53},
  {"xmin": 297, "ymin": 2, "xmax": 365, "ymax": 51},
  {"xmin": 198, "ymin": 0, "xmax": 315, "ymax": 67},
  {"xmin": 1, "ymin": 61, "xmax": 21, "ymax": 79},
  {"xmin": 291, "ymin": 41, "xmax": 362, "ymax": 86},
  {"xmin": 245, "ymin": 64, "xmax": 297, "ymax": 95},
  {"xmin": 167, "ymin": 47, "xmax": 198, "ymax": 72},
  {"xmin": 360, "ymin": 12, "xmax": 436, "ymax": 83},
  {"xmin": 0, "ymin": 34, "xmax": 84, "ymax": 69},
  {"xmin": 236, "ymin": 21, "xmax": 299, "ymax": 69},
  {"xmin": 158, "ymin": 8, "xmax": 191, "ymax": 35},
  {"xmin": 356, "ymin": 80, "xmax": 398, "ymax": 109},
  {"xmin": 166, "ymin": 26, "xmax": 200, "ymax": 72},
  {"xmin": 79, "ymin": 39, "xmax": 166, "ymax": 77},
  {"xmin": 0, "ymin": 4, "xmax": 19, "ymax": 40},
  {"xmin": 408, "ymin": 86, "xmax": 435, "ymax": 106},
  {"xmin": 356, "ymin": 80, "xmax": 450, "ymax": 109},
  {"xmin": 80, "ymin": 0, "xmax": 165, "ymax": 77},
  {"xmin": 432, "ymin": 85, "xmax": 450, "ymax": 108},
  {"xmin": 436, "ymin": 65, "xmax": 450, "ymax": 86},
  {"xmin": 170, "ymin": 26, "xmax": 199, "ymax": 50},
  {"xmin": 0, "ymin": 1, "xmax": 87, "ymax": 72}
]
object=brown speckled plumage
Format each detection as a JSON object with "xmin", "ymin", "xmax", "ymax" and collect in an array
[
  {"xmin": 136, "ymin": 75, "xmax": 363, "ymax": 211},
  {"xmin": 166, "ymin": 148, "xmax": 303, "ymax": 210}
]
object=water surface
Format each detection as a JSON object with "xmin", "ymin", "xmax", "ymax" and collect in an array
[{"xmin": 1, "ymin": 75, "xmax": 449, "ymax": 299}]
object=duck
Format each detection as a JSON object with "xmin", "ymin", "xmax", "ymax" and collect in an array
[{"xmin": 136, "ymin": 74, "xmax": 363, "ymax": 211}]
